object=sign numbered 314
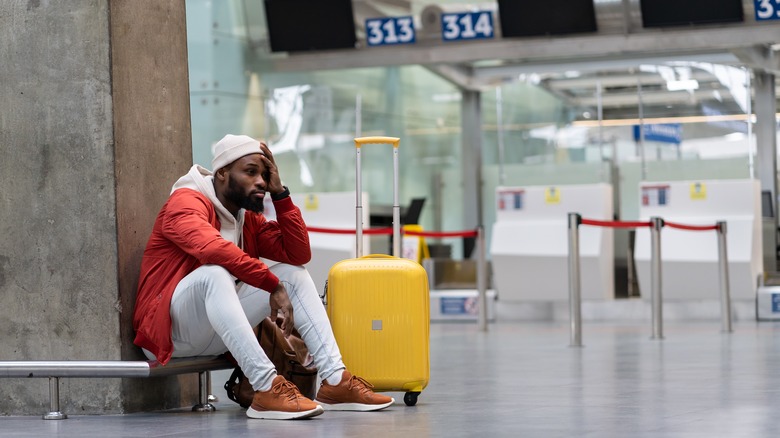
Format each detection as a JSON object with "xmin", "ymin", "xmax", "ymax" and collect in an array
[{"xmin": 441, "ymin": 11, "xmax": 494, "ymax": 41}]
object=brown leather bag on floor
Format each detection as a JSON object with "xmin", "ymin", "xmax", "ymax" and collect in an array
[{"xmin": 224, "ymin": 317, "xmax": 318, "ymax": 408}]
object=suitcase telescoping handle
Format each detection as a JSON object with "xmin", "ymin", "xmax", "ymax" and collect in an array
[{"xmin": 354, "ymin": 136, "xmax": 401, "ymax": 258}]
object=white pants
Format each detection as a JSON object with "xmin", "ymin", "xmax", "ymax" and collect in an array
[{"xmin": 149, "ymin": 263, "xmax": 345, "ymax": 392}]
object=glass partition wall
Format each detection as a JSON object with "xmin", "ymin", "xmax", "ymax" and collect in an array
[
  {"xmin": 185, "ymin": 0, "xmax": 756, "ymax": 262},
  {"xmin": 481, "ymin": 63, "xmax": 754, "ymax": 222}
]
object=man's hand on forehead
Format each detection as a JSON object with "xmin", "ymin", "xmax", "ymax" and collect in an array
[
  {"xmin": 258, "ymin": 142, "xmax": 284, "ymax": 195},
  {"xmin": 259, "ymin": 141, "xmax": 271, "ymax": 156}
]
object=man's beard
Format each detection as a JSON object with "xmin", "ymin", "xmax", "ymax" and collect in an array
[{"xmin": 225, "ymin": 176, "xmax": 264, "ymax": 213}]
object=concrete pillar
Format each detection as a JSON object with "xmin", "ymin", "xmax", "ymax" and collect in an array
[
  {"xmin": 461, "ymin": 90, "xmax": 483, "ymax": 258},
  {"xmin": 461, "ymin": 90, "xmax": 484, "ymax": 229},
  {"xmin": 754, "ymin": 70, "xmax": 778, "ymax": 268},
  {"xmin": 0, "ymin": 0, "xmax": 193, "ymax": 415}
]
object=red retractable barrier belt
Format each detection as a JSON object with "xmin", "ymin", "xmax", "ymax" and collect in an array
[
  {"xmin": 580, "ymin": 218, "xmax": 652, "ymax": 228},
  {"xmin": 663, "ymin": 221, "xmax": 718, "ymax": 231},
  {"xmin": 307, "ymin": 227, "xmax": 478, "ymax": 238},
  {"xmin": 403, "ymin": 230, "xmax": 478, "ymax": 238},
  {"xmin": 580, "ymin": 218, "xmax": 718, "ymax": 231},
  {"xmin": 306, "ymin": 226, "xmax": 393, "ymax": 235}
]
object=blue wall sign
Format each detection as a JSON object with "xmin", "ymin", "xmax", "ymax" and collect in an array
[
  {"xmin": 365, "ymin": 16, "xmax": 416, "ymax": 46},
  {"xmin": 755, "ymin": 0, "xmax": 780, "ymax": 21},
  {"xmin": 633, "ymin": 123, "xmax": 683, "ymax": 144},
  {"xmin": 441, "ymin": 11, "xmax": 494, "ymax": 41},
  {"xmin": 440, "ymin": 297, "xmax": 478, "ymax": 315},
  {"xmin": 772, "ymin": 293, "xmax": 780, "ymax": 313}
]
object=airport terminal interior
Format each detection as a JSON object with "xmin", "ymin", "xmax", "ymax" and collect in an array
[{"xmin": 4, "ymin": 0, "xmax": 780, "ymax": 436}]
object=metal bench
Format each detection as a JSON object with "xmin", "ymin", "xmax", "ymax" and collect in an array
[{"xmin": 0, "ymin": 356, "xmax": 234, "ymax": 419}]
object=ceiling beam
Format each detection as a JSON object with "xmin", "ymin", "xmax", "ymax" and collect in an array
[
  {"xmin": 543, "ymin": 71, "xmax": 729, "ymax": 91},
  {"xmin": 264, "ymin": 25, "xmax": 780, "ymax": 75},
  {"xmin": 424, "ymin": 64, "xmax": 478, "ymax": 91},
  {"xmin": 573, "ymin": 88, "xmax": 729, "ymax": 107},
  {"xmin": 732, "ymin": 45, "xmax": 780, "ymax": 73},
  {"xmin": 473, "ymin": 52, "xmax": 741, "ymax": 83}
]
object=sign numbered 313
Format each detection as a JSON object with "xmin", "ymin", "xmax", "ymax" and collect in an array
[{"xmin": 366, "ymin": 16, "xmax": 416, "ymax": 46}]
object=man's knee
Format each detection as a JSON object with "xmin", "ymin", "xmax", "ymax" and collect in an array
[
  {"xmin": 270, "ymin": 263, "xmax": 307, "ymax": 277},
  {"xmin": 189, "ymin": 264, "xmax": 234, "ymax": 290},
  {"xmin": 271, "ymin": 264, "xmax": 314, "ymax": 289}
]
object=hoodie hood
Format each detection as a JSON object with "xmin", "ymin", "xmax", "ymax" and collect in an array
[{"xmin": 171, "ymin": 165, "xmax": 246, "ymax": 248}]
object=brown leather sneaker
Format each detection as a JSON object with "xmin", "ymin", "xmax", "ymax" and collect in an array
[
  {"xmin": 315, "ymin": 370, "xmax": 395, "ymax": 411},
  {"xmin": 246, "ymin": 375, "xmax": 324, "ymax": 420}
]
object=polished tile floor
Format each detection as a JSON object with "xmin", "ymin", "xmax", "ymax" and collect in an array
[{"xmin": 2, "ymin": 319, "xmax": 780, "ymax": 437}]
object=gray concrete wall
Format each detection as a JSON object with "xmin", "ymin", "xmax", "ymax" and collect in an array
[{"xmin": 0, "ymin": 0, "xmax": 194, "ymax": 415}]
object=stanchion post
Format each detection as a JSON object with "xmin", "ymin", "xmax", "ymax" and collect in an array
[
  {"xmin": 192, "ymin": 371, "xmax": 216, "ymax": 412},
  {"xmin": 650, "ymin": 217, "xmax": 664, "ymax": 340},
  {"xmin": 716, "ymin": 221, "xmax": 733, "ymax": 333},
  {"xmin": 568, "ymin": 213, "xmax": 582, "ymax": 347},
  {"xmin": 43, "ymin": 377, "xmax": 66, "ymax": 420},
  {"xmin": 476, "ymin": 226, "xmax": 488, "ymax": 332}
]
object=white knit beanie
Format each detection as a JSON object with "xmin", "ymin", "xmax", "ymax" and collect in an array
[{"xmin": 211, "ymin": 134, "xmax": 263, "ymax": 172}]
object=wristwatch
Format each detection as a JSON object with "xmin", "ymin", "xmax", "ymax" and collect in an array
[{"xmin": 271, "ymin": 185, "xmax": 290, "ymax": 201}]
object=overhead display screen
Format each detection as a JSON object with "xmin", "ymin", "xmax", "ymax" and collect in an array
[
  {"xmin": 264, "ymin": 0, "xmax": 357, "ymax": 52},
  {"xmin": 639, "ymin": 0, "xmax": 744, "ymax": 27},
  {"xmin": 496, "ymin": 1, "xmax": 597, "ymax": 37}
]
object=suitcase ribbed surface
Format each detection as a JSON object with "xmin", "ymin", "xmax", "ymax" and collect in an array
[{"xmin": 327, "ymin": 256, "xmax": 430, "ymax": 392}]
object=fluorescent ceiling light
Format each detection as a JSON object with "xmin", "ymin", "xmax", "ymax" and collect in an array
[
  {"xmin": 724, "ymin": 132, "xmax": 746, "ymax": 141},
  {"xmin": 666, "ymin": 79, "xmax": 699, "ymax": 91}
]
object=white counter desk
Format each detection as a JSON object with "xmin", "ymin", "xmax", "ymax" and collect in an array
[
  {"xmin": 634, "ymin": 179, "xmax": 762, "ymax": 301},
  {"xmin": 490, "ymin": 184, "xmax": 614, "ymax": 302}
]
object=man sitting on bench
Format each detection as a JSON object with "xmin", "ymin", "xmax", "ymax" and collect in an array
[{"xmin": 132, "ymin": 134, "xmax": 393, "ymax": 420}]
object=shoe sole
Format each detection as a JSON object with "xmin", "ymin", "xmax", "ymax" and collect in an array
[
  {"xmin": 316, "ymin": 398, "xmax": 395, "ymax": 412},
  {"xmin": 246, "ymin": 405, "xmax": 324, "ymax": 420}
]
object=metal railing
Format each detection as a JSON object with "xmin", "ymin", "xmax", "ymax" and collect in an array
[
  {"xmin": 567, "ymin": 213, "xmax": 732, "ymax": 347},
  {"xmin": 0, "ymin": 356, "xmax": 232, "ymax": 419}
]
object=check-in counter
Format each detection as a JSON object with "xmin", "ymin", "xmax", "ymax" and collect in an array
[
  {"xmin": 423, "ymin": 258, "xmax": 496, "ymax": 322},
  {"xmin": 490, "ymin": 184, "xmax": 614, "ymax": 302},
  {"xmin": 634, "ymin": 179, "xmax": 761, "ymax": 301},
  {"xmin": 263, "ymin": 192, "xmax": 369, "ymax": 295}
]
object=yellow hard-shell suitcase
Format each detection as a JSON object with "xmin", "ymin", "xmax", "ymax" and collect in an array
[{"xmin": 325, "ymin": 136, "xmax": 430, "ymax": 407}]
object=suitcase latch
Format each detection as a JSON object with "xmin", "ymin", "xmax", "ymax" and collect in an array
[{"xmin": 372, "ymin": 320, "xmax": 382, "ymax": 330}]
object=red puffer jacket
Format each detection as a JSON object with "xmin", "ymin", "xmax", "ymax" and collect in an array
[{"xmin": 132, "ymin": 188, "xmax": 311, "ymax": 364}]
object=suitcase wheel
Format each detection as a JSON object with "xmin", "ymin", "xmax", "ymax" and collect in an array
[{"xmin": 403, "ymin": 391, "xmax": 419, "ymax": 407}]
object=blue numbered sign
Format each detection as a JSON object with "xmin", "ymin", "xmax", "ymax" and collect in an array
[
  {"xmin": 365, "ymin": 16, "xmax": 416, "ymax": 46},
  {"xmin": 441, "ymin": 11, "xmax": 494, "ymax": 41},
  {"xmin": 755, "ymin": 0, "xmax": 780, "ymax": 20}
]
